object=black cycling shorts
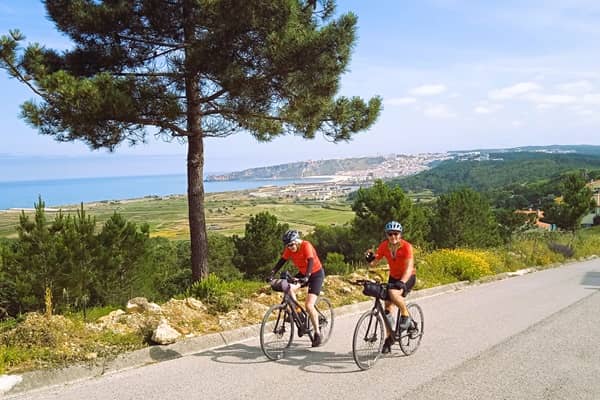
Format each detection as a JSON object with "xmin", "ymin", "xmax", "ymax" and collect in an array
[
  {"xmin": 388, "ymin": 274, "xmax": 416, "ymax": 297},
  {"xmin": 296, "ymin": 268, "xmax": 325, "ymax": 295}
]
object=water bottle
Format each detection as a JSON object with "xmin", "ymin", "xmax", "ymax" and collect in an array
[{"xmin": 384, "ymin": 310, "xmax": 395, "ymax": 330}]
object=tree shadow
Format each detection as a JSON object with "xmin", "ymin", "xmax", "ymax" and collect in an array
[
  {"xmin": 149, "ymin": 346, "xmax": 183, "ymax": 362},
  {"xmin": 581, "ymin": 271, "xmax": 600, "ymax": 290},
  {"xmin": 193, "ymin": 341, "xmax": 360, "ymax": 374},
  {"xmin": 193, "ymin": 342, "xmax": 272, "ymax": 365}
]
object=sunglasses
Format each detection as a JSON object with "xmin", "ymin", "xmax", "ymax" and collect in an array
[
  {"xmin": 387, "ymin": 231, "xmax": 401, "ymax": 237},
  {"xmin": 287, "ymin": 243, "xmax": 297, "ymax": 248}
]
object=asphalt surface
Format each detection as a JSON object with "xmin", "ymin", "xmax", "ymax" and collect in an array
[{"xmin": 3, "ymin": 258, "xmax": 599, "ymax": 399}]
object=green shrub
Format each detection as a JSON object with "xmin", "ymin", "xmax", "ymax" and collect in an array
[
  {"xmin": 324, "ymin": 252, "xmax": 351, "ymax": 275},
  {"xmin": 187, "ymin": 274, "xmax": 263, "ymax": 313},
  {"xmin": 573, "ymin": 232, "xmax": 600, "ymax": 258},
  {"xmin": 64, "ymin": 305, "xmax": 121, "ymax": 323},
  {"xmin": 0, "ymin": 345, "xmax": 51, "ymax": 374},
  {"xmin": 419, "ymin": 249, "xmax": 493, "ymax": 283}
]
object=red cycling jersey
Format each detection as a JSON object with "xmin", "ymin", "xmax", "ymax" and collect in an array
[
  {"xmin": 374, "ymin": 239, "xmax": 414, "ymax": 280},
  {"xmin": 282, "ymin": 240, "xmax": 322, "ymax": 275}
]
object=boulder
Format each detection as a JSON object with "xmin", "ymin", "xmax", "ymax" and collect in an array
[
  {"xmin": 151, "ymin": 319, "xmax": 181, "ymax": 345},
  {"xmin": 185, "ymin": 297, "xmax": 207, "ymax": 312},
  {"xmin": 126, "ymin": 297, "xmax": 162, "ymax": 314}
]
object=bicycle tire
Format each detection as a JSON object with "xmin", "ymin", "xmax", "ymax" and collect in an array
[
  {"xmin": 352, "ymin": 309, "xmax": 384, "ymax": 370},
  {"xmin": 315, "ymin": 297, "xmax": 334, "ymax": 345},
  {"xmin": 399, "ymin": 302, "xmax": 424, "ymax": 356},
  {"xmin": 260, "ymin": 304, "xmax": 294, "ymax": 360}
]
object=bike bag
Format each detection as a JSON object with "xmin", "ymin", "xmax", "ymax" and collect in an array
[
  {"xmin": 270, "ymin": 279, "xmax": 290, "ymax": 292},
  {"xmin": 362, "ymin": 282, "xmax": 388, "ymax": 300}
]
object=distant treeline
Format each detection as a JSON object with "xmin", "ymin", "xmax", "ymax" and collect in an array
[{"xmin": 393, "ymin": 152, "xmax": 600, "ymax": 195}]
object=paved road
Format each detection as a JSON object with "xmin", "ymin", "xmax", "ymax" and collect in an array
[{"xmin": 7, "ymin": 259, "xmax": 600, "ymax": 400}]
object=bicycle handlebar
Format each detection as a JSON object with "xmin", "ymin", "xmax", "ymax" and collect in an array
[
  {"xmin": 349, "ymin": 279, "xmax": 381, "ymax": 286},
  {"xmin": 268, "ymin": 277, "xmax": 307, "ymax": 292}
]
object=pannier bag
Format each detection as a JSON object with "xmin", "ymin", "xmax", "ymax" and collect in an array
[
  {"xmin": 271, "ymin": 279, "xmax": 290, "ymax": 292},
  {"xmin": 362, "ymin": 282, "xmax": 388, "ymax": 300}
]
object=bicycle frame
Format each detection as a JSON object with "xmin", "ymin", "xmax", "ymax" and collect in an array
[
  {"xmin": 280, "ymin": 288, "xmax": 315, "ymax": 342},
  {"xmin": 367, "ymin": 296, "xmax": 396, "ymax": 337},
  {"xmin": 365, "ymin": 288, "xmax": 414, "ymax": 341}
]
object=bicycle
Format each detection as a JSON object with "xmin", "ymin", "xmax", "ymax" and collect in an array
[
  {"xmin": 260, "ymin": 272, "xmax": 334, "ymax": 360},
  {"xmin": 350, "ymin": 279, "xmax": 424, "ymax": 370}
]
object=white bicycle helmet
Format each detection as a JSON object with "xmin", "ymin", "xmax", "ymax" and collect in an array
[
  {"xmin": 282, "ymin": 230, "xmax": 300, "ymax": 245},
  {"xmin": 384, "ymin": 221, "xmax": 403, "ymax": 233}
]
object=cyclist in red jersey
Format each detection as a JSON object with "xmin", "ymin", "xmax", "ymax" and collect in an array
[
  {"xmin": 365, "ymin": 221, "xmax": 416, "ymax": 354},
  {"xmin": 269, "ymin": 229, "xmax": 325, "ymax": 347}
]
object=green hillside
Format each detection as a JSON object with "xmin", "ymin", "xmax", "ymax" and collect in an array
[
  {"xmin": 392, "ymin": 152, "xmax": 600, "ymax": 194},
  {"xmin": 206, "ymin": 156, "xmax": 386, "ymax": 180}
]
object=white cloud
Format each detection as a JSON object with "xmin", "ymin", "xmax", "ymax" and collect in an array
[
  {"xmin": 574, "ymin": 108, "xmax": 594, "ymax": 116},
  {"xmin": 582, "ymin": 93, "xmax": 600, "ymax": 105},
  {"xmin": 526, "ymin": 93, "xmax": 577, "ymax": 104},
  {"xmin": 424, "ymin": 104, "xmax": 456, "ymax": 118},
  {"xmin": 556, "ymin": 80, "xmax": 594, "ymax": 93},
  {"xmin": 489, "ymin": 82, "xmax": 542, "ymax": 100},
  {"xmin": 474, "ymin": 103, "xmax": 503, "ymax": 114},
  {"xmin": 536, "ymin": 103, "xmax": 556, "ymax": 111},
  {"xmin": 409, "ymin": 84, "xmax": 447, "ymax": 96},
  {"xmin": 385, "ymin": 97, "xmax": 417, "ymax": 106}
]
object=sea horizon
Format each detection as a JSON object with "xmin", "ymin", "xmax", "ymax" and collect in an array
[{"xmin": 0, "ymin": 174, "xmax": 332, "ymax": 211}]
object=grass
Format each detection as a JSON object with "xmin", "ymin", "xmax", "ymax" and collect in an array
[{"xmin": 0, "ymin": 193, "xmax": 354, "ymax": 239}]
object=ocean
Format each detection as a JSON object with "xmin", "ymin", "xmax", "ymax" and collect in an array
[{"xmin": 0, "ymin": 175, "xmax": 331, "ymax": 210}]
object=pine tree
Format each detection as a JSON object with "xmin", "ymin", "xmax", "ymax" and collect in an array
[
  {"xmin": 544, "ymin": 172, "xmax": 594, "ymax": 232},
  {"xmin": 233, "ymin": 212, "xmax": 288, "ymax": 278},
  {"xmin": 0, "ymin": 0, "xmax": 381, "ymax": 281},
  {"xmin": 429, "ymin": 188, "xmax": 501, "ymax": 249}
]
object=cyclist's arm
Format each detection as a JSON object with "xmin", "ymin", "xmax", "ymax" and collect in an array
[
  {"xmin": 269, "ymin": 258, "xmax": 287, "ymax": 278},
  {"xmin": 368, "ymin": 258, "xmax": 379, "ymax": 268},
  {"xmin": 305, "ymin": 257, "xmax": 314, "ymax": 277},
  {"xmin": 367, "ymin": 242, "xmax": 384, "ymax": 267},
  {"xmin": 400, "ymin": 257, "xmax": 415, "ymax": 282},
  {"xmin": 400, "ymin": 243, "xmax": 415, "ymax": 282}
]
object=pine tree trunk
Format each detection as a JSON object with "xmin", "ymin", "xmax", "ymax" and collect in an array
[
  {"xmin": 184, "ymin": 0, "xmax": 208, "ymax": 282},
  {"xmin": 187, "ymin": 132, "xmax": 208, "ymax": 282}
]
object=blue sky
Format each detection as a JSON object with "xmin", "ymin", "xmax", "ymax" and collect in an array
[{"xmin": 1, "ymin": 0, "xmax": 600, "ymax": 181}]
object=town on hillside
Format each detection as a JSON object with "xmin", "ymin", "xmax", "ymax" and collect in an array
[{"xmin": 239, "ymin": 153, "xmax": 450, "ymax": 201}]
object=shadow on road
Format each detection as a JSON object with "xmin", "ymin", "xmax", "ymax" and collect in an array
[
  {"xmin": 192, "ymin": 342, "xmax": 360, "ymax": 374},
  {"xmin": 581, "ymin": 271, "xmax": 600, "ymax": 289},
  {"xmin": 193, "ymin": 343, "xmax": 270, "ymax": 365},
  {"xmin": 149, "ymin": 346, "xmax": 182, "ymax": 362}
]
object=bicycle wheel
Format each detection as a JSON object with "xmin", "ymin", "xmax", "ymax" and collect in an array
[
  {"xmin": 352, "ymin": 309, "xmax": 384, "ymax": 370},
  {"xmin": 315, "ymin": 297, "xmax": 334, "ymax": 345},
  {"xmin": 260, "ymin": 304, "xmax": 294, "ymax": 360},
  {"xmin": 399, "ymin": 302, "xmax": 424, "ymax": 356}
]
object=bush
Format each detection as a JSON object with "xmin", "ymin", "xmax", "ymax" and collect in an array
[
  {"xmin": 186, "ymin": 274, "xmax": 263, "ymax": 313},
  {"xmin": 324, "ymin": 252, "xmax": 351, "ymax": 275},
  {"xmin": 509, "ymin": 233, "xmax": 567, "ymax": 267},
  {"xmin": 64, "ymin": 305, "xmax": 121, "ymax": 323},
  {"xmin": 573, "ymin": 229, "xmax": 600, "ymax": 258},
  {"xmin": 0, "ymin": 345, "xmax": 51, "ymax": 374},
  {"xmin": 419, "ymin": 249, "xmax": 493, "ymax": 283}
]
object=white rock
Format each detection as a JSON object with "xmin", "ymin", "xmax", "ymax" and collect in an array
[
  {"xmin": 146, "ymin": 302, "xmax": 162, "ymax": 314},
  {"xmin": 151, "ymin": 319, "xmax": 180, "ymax": 345},
  {"xmin": 0, "ymin": 375, "xmax": 23, "ymax": 395},
  {"xmin": 126, "ymin": 297, "xmax": 149, "ymax": 313},
  {"xmin": 185, "ymin": 297, "xmax": 207, "ymax": 311},
  {"xmin": 126, "ymin": 298, "xmax": 161, "ymax": 314}
]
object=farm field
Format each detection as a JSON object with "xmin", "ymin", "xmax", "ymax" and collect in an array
[{"xmin": 0, "ymin": 192, "xmax": 355, "ymax": 240}]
